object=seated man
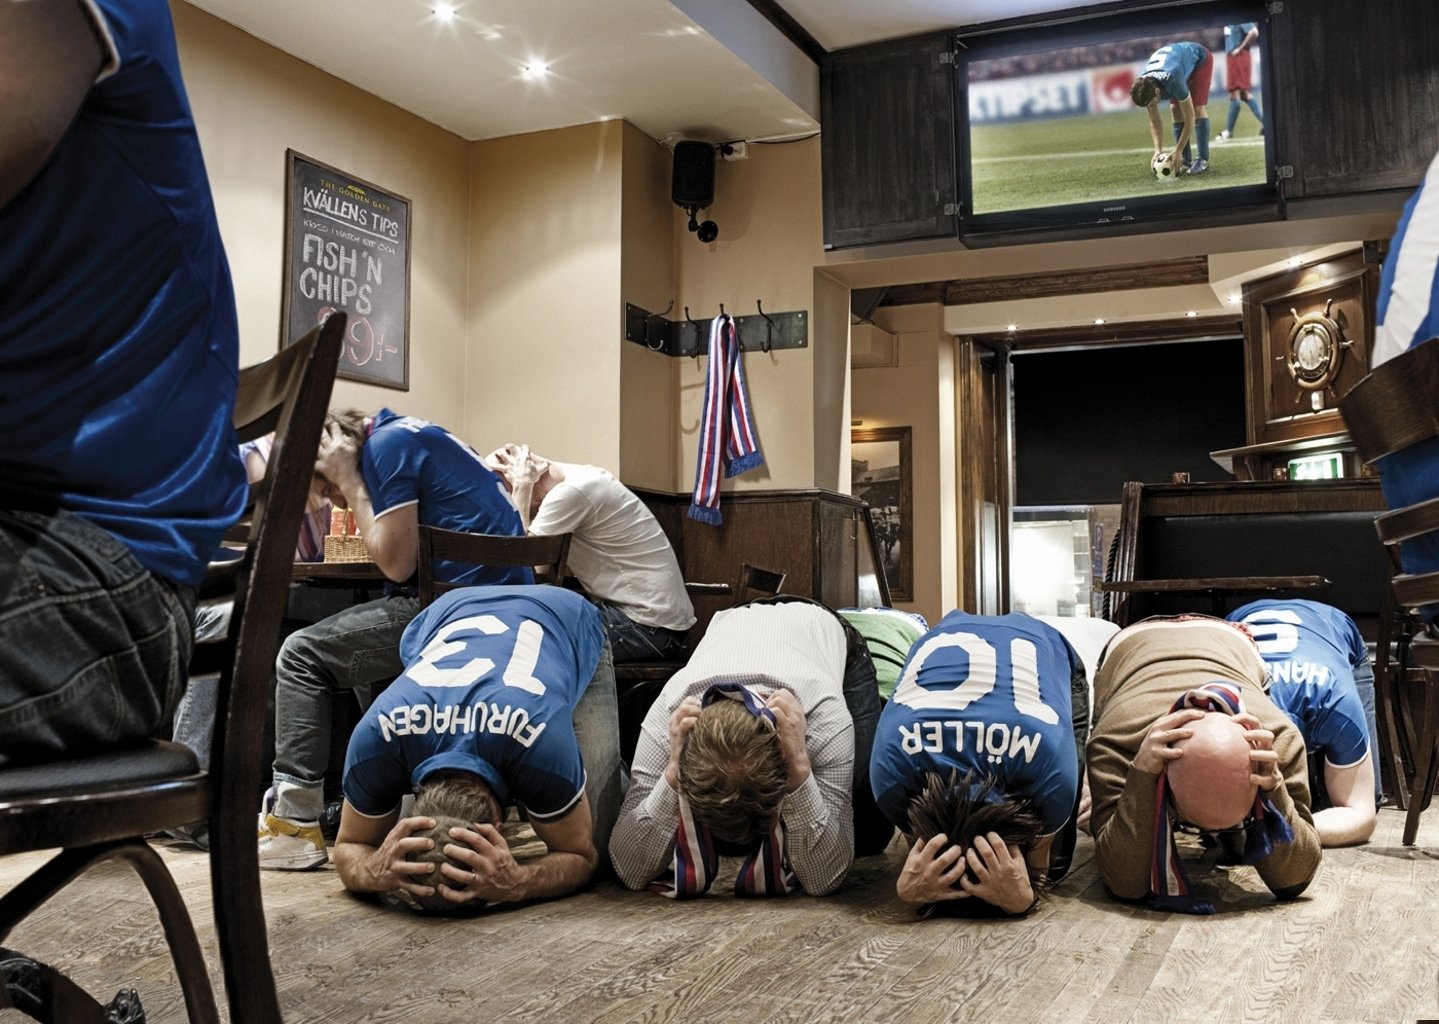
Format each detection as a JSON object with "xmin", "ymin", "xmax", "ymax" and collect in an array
[
  {"xmin": 870, "ymin": 612, "xmax": 1085, "ymax": 916},
  {"xmin": 610, "ymin": 597, "xmax": 889, "ymax": 897},
  {"xmin": 1088, "ymin": 616, "xmax": 1321, "ymax": 913},
  {"xmin": 259, "ymin": 408, "xmax": 530, "ymax": 870},
  {"xmin": 486, "ymin": 444, "xmax": 695, "ymax": 661},
  {"xmin": 1227, "ymin": 599, "xmax": 1378, "ymax": 845},
  {"xmin": 333, "ymin": 585, "xmax": 621, "ymax": 911}
]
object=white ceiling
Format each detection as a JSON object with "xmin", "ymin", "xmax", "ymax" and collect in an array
[{"xmin": 183, "ymin": 0, "xmax": 1095, "ymax": 145}]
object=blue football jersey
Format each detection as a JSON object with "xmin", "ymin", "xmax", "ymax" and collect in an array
[
  {"xmin": 1227, "ymin": 599, "xmax": 1370, "ymax": 768},
  {"xmin": 363, "ymin": 409, "xmax": 531, "ymax": 586},
  {"xmin": 870, "ymin": 611, "xmax": 1079, "ymax": 835},
  {"xmin": 1142, "ymin": 41, "xmax": 1209, "ymax": 101},
  {"xmin": 1224, "ymin": 23, "xmax": 1258, "ymax": 50},
  {"xmin": 343, "ymin": 585, "xmax": 604, "ymax": 820}
]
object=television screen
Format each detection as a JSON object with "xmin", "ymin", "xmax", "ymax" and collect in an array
[{"xmin": 958, "ymin": 1, "xmax": 1277, "ymax": 241}]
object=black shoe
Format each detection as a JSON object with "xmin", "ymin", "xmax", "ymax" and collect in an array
[{"xmin": 320, "ymin": 800, "xmax": 344, "ymax": 841}]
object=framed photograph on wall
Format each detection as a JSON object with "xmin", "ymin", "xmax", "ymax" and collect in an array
[
  {"xmin": 851, "ymin": 426, "xmax": 913, "ymax": 603},
  {"xmin": 281, "ymin": 150, "xmax": 411, "ymax": 389}
]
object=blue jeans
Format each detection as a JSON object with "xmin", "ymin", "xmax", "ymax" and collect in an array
[
  {"xmin": 272, "ymin": 594, "xmax": 421, "ymax": 820},
  {"xmin": 593, "ymin": 601, "xmax": 689, "ymax": 662},
  {"xmin": 0, "ymin": 508, "xmax": 195, "ymax": 767},
  {"xmin": 572, "ymin": 643, "xmax": 624, "ymax": 871}
]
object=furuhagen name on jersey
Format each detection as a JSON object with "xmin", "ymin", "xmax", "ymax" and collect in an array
[
  {"xmin": 378, "ymin": 701, "xmax": 546, "ymax": 747},
  {"xmin": 899, "ymin": 720, "xmax": 1043, "ymax": 763}
]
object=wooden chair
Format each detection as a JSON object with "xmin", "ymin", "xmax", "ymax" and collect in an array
[
  {"xmin": 615, "ymin": 564, "xmax": 787, "ymax": 764},
  {"xmin": 1339, "ymin": 338, "xmax": 1439, "ymax": 844},
  {"xmin": 417, "ymin": 526, "xmax": 572, "ymax": 606},
  {"xmin": 0, "ymin": 313, "xmax": 345, "ymax": 1022}
]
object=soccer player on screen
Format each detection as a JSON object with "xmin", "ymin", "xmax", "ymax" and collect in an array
[
  {"xmin": 1131, "ymin": 41, "xmax": 1215, "ymax": 175},
  {"xmin": 1216, "ymin": 22, "xmax": 1264, "ymax": 142}
]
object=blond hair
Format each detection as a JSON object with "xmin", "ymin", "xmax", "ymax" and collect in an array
[
  {"xmin": 324, "ymin": 408, "xmax": 369, "ymax": 448},
  {"xmin": 407, "ymin": 777, "xmax": 498, "ymax": 914},
  {"xmin": 679, "ymin": 699, "xmax": 787, "ymax": 844}
]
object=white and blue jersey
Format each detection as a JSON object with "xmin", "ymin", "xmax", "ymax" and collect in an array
[
  {"xmin": 343, "ymin": 586, "xmax": 604, "ymax": 822},
  {"xmin": 1227, "ymin": 599, "xmax": 1370, "ymax": 769},
  {"xmin": 364, "ymin": 409, "xmax": 530, "ymax": 587},
  {"xmin": 0, "ymin": 0, "xmax": 246, "ymax": 587},
  {"xmin": 870, "ymin": 611, "xmax": 1079, "ymax": 836},
  {"xmin": 1142, "ymin": 41, "xmax": 1209, "ymax": 101}
]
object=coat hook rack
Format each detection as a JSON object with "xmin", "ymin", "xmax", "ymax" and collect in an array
[{"xmin": 624, "ymin": 300, "xmax": 808, "ymax": 358}]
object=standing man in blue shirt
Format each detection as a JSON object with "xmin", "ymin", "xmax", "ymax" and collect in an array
[
  {"xmin": 1228, "ymin": 599, "xmax": 1378, "ymax": 846},
  {"xmin": 0, "ymin": 0, "xmax": 247, "ymax": 766},
  {"xmin": 260, "ymin": 408, "xmax": 533, "ymax": 869},
  {"xmin": 334, "ymin": 586, "xmax": 621, "ymax": 910},
  {"xmin": 870, "ymin": 611, "xmax": 1086, "ymax": 916},
  {"xmin": 1131, "ymin": 40, "xmax": 1215, "ymax": 174}
]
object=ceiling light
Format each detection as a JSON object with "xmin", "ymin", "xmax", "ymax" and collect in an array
[
  {"xmin": 433, "ymin": 4, "xmax": 457, "ymax": 21},
  {"xmin": 1287, "ymin": 256, "xmax": 1303, "ymax": 267},
  {"xmin": 520, "ymin": 63, "xmax": 549, "ymax": 80},
  {"xmin": 1229, "ymin": 292, "xmax": 1242, "ymax": 304},
  {"xmin": 1185, "ymin": 310, "xmax": 1198, "ymax": 317},
  {"xmin": 1093, "ymin": 318, "xmax": 1105, "ymax": 326},
  {"xmin": 1006, "ymin": 324, "xmax": 1017, "ymax": 333}
]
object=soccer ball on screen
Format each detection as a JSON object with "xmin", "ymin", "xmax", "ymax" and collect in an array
[{"xmin": 1151, "ymin": 152, "xmax": 1177, "ymax": 179}]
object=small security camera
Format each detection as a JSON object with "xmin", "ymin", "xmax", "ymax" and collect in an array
[{"xmin": 696, "ymin": 219, "xmax": 719, "ymax": 243}]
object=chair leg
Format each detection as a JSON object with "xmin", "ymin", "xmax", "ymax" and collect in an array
[
  {"xmin": 208, "ymin": 799, "xmax": 283, "ymax": 1024},
  {"xmin": 0, "ymin": 843, "xmax": 219, "ymax": 1024},
  {"xmin": 1375, "ymin": 648, "xmax": 1412, "ymax": 811},
  {"xmin": 1402, "ymin": 670, "xmax": 1439, "ymax": 846},
  {"xmin": 1, "ymin": 946, "xmax": 111, "ymax": 1024}
]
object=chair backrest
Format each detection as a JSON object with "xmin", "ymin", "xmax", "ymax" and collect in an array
[
  {"xmin": 417, "ymin": 526, "xmax": 572, "ymax": 606},
  {"xmin": 207, "ymin": 312, "xmax": 345, "ymax": 1021},
  {"xmin": 734, "ymin": 563, "xmax": 787, "ymax": 605},
  {"xmin": 1340, "ymin": 338, "xmax": 1439, "ymax": 464}
]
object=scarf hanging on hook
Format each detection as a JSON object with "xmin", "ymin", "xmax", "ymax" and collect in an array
[{"xmin": 688, "ymin": 313, "xmax": 763, "ymax": 525}]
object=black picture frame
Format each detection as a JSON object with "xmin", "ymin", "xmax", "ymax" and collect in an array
[
  {"xmin": 281, "ymin": 151, "xmax": 411, "ymax": 389},
  {"xmin": 851, "ymin": 426, "xmax": 914, "ymax": 602}
]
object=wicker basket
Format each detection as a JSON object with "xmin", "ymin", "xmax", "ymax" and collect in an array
[{"xmin": 323, "ymin": 534, "xmax": 370, "ymax": 563}]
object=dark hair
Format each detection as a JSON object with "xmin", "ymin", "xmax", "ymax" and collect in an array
[
  {"xmin": 406, "ymin": 777, "xmax": 499, "ymax": 914},
  {"xmin": 906, "ymin": 769, "xmax": 1048, "ymax": 889},
  {"xmin": 1130, "ymin": 75, "xmax": 1159, "ymax": 107},
  {"xmin": 679, "ymin": 699, "xmax": 787, "ymax": 845}
]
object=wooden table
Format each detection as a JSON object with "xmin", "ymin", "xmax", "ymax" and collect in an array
[{"xmin": 290, "ymin": 561, "xmax": 386, "ymax": 583}]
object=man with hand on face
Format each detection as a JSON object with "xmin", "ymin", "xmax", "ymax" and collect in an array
[
  {"xmin": 870, "ymin": 611, "xmax": 1087, "ymax": 917},
  {"xmin": 333, "ymin": 585, "xmax": 622, "ymax": 911},
  {"xmin": 259, "ymin": 408, "xmax": 530, "ymax": 870},
  {"xmin": 610, "ymin": 597, "xmax": 890, "ymax": 898},
  {"xmin": 1087, "ymin": 616, "xmax": 1321, "ymax": 914}
]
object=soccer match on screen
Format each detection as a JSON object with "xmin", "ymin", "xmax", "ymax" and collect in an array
[{"xmin": 966, "ymin": 23, "xmax": 1269, "ymax": 215}]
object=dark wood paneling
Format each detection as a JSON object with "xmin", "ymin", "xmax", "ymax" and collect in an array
[
  {"xmin": 1271, "ymin": 0, "xmax": 1439, "ymax": 199},
  {"xmin": 970, "ymin": 315, "xmax": 1242, "ymax": 351},
  {"xmin": 881, "ymin": 256, "xmax": 1210, "ymax": 308},
  {"xmin": 821, "ymin": 32, "xmax": 956, "ymax": 249}
]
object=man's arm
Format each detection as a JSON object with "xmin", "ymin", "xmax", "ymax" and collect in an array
[
  {"xmin": 315, "ymin": 423, "xmax": 418, "ymax": 582},
  {"xmin": 332, "ymin": 802, "xmax": 440, "ymax": 897},
  {"xmin": 1232, "ymin": 26, "xmax": 1259, "ymax": 55},
  {"xmin": 769, "ymin": 689, "xmax": 854, "ymax": 896},
  {"xmin": 1314, "ymin": 757, "xmax": 1377, "ymax": 847},
  {"xmin": 1235, "ymin": 714, "xmax": 1322, "ymax": 898},
  {"xmin": 0, "ymin": 0, "xmax": 104, "ymax": 208},
  {"xmin": 1145, "ymin": 102, "xmax": 1166, "ymax": 155},
  {"xmin": 609, "ymin": 697, "xmax": 700, "ymax": 890},
  {"xmin": 438, "ymin": 795, "xmax": 598, "ymax": 905}
]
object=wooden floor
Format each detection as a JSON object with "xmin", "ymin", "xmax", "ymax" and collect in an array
[{"xmin": 1, "ymin": 807, "xmax": 1436, "ymax": 1024}]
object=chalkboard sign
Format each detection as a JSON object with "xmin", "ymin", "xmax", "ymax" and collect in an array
[{"xmin": 281, "ymin": 151, "xmax": 411, "ymax": 389}]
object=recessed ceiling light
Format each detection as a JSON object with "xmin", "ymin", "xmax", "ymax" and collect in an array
[
  {"xmin": 1093, "ymin": 318, "xmax": 1105, "ymax": 326},
  {"xmin": 1230, "ymin": 292, "xmax": 1242, "ymax": 304},
  {"xmin": 433, "ymin": 4, "xmax": 457, "ymax": 21},
  {"xmin": 520, "ymin": 62, "xmax": 549, "ymax": 80},
  {"xmin": 1287, "ymin": 256, "xmax": 1303, "ymax": 267},
  {"xmin": 1185, "ymin": 310, "xmax": 1198, "ymax": 317},
  {"xmin": 1006, "ymin": 324, "xmax": 1017, "ymax": 332}
]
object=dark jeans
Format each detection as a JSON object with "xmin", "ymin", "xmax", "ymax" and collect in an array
[
  {"xmin": 0, "ymin": 508, "xmax": 195, "ymax": 767},
  {"xmin": 593, "ymin": 601, "xmax": 690, "ymax": 663},
  {"xmin": 1048, "ymin": 659, "xmax": 1091, "ymax": 884}
]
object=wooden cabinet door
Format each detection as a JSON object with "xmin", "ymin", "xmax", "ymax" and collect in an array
[{"xmin": 821, "ymin": 31, "xmax": 958, "ymax": 249}]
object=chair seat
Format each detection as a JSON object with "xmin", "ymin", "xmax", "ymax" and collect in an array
[{"xmin": 0, "ymin": 742, "xmax": 206, "ymax": 852}]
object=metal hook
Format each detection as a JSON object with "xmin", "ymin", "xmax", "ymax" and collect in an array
[
  {"xmin": 684, "ymin": 306, "xmax": 703, "ymax": 359},
  {"xmin": 643, "ymin": 299, "xmax": 673, "ymax": 352},
  {"xmin": 757, "ymin": 299, "xmax": 776, "ymax": 353}
]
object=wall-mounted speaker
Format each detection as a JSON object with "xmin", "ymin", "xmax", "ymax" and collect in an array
[{"xmin": 672, "ymin": 141, "xmax": 716, "ymax": 209}]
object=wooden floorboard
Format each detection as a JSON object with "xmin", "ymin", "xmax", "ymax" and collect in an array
[{"xmin": 0, "ymin": 809, "xmax": 1435, "ymax": 1023}]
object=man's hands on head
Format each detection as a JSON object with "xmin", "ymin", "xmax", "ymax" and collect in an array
[
  {"xmin": 1134, "ymin": 707, "xmax": 1206, "ymax": 775},
  {"xmin": 314, "ymin": 422, "xmax": 364, "ymax": 505},
  {"xmin": 356, "ymin": 815, "xmax": 439, "ymax": 897},
  {"xmin": 436, "ymin": 823, "xmax": 526, "ymax": 905},
  {"xmin": 663, "ymin": 696, "xmax": 703, "ymax": 789},
  {"xmin": 1234, "ymin": 712, "xmax": 1282, "ymax": 792},
  {"xmin": 898, "ymin": 832, "xmax": 1035, "ymax": 914},
  {"xmin": 765, "ymin": 689, "xmax": 812, "ymax": 793}
]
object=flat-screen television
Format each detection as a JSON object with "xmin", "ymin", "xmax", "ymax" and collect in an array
[{"xmin": 957, "ymin": 0, "xmax": 1279, "ymax": 243}]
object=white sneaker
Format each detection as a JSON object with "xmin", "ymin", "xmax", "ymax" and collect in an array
[
  {"xmin": 1214, "ymin": 130, "xmax": 1231, "ymax": 143},
  {"xmin": 257, "ymin": 812, "xmax": 328, "ymax": 869}
]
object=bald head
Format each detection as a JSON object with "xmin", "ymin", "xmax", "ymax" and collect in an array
[{"xmin": 1166, "ymin": 712, "xmax": 1257, "ymax": 830}]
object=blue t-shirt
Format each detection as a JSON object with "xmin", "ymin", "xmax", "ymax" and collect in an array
[
  {"xmin": 364, "ymin": 409, "xmax": 531, "ymax": 587},
  {"xmin": 343, "ymin": 585, "xmax": 604, "ymax": 821},
  {"xmin": 0, "ymin": 0, "xmax": 246, "ymax": 586},
  {"xmin": 1227, "ymin": 599, "xmax": 1371, "ymax": 768},
  {"xmin": 870, "ymin": 611, "xmax": 1079, "ymax": 835},
  {"xmin": 1224, "ymin": 24, "xmax": 1258, "ymax": 50},
  {"xmin": 1142, "ymin": 41, "xmax": 1210, "ymax": 101}
]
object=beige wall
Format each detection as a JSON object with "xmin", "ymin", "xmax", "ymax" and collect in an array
[
  {"xmin": 173, "ymin": 2, "xmax": 472, "ymax": 427},
  {"xmin": 852, "ymin": 304, "xmax": 955, "ymax": 623},
  {"xmin": 673, "ymin": 139, "xmax": 832, "ymax": 493}
]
